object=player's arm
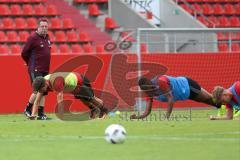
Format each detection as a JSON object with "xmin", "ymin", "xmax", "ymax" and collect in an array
[
  {"xmin": 56, "ymin": 91, "xmax": 64, "ymax": 118},
  {"xmin": 210, "ymin": 105, "xmax": 233, "ymax": 120},
  {"xmin": 157, "ymin": 76, "xmax": 174, "ymax": 119},
  {"xmin": 130, "ymin": 98, "xmax": 153, "ymax": 119},
  {"xmin": 165, "ymin": 92, "xmax": 174, "ymax": 119},
  {"xmin": 31, "ymin": 92, "xmax": 43, "ymax": 117},
  {"xmin": 57, "ymin": 91, "xmax": 63, "ymax": 103},
  {"xmin": 57, "ymin": 91, "xmax": 64, "ymax": 108}
]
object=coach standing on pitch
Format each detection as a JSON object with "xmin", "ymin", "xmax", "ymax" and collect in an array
[{"xmin": 21, "ymin": 18, "xmax": 51, "ymax": 120}]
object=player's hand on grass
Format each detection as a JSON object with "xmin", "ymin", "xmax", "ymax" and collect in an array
[
  {"xmin": 28, "ymin": 115, "xmax": 36, "ymax": 120},
  {"xmin": 209, "ymin": 115, "xmax": 216, "ymax": 120},
  {"xmin": 130, "ymin": 114, "xmax": 137, "ymax": 119}
]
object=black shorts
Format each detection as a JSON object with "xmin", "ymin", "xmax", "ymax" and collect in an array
[
  {"xmin": 29, "ymin": 71, "xmax": 48, "ymax": 95},
  {"xmin": 29, "ymin": 71, "xmax": 48, "ymax": 84},
  {"xmin": 74, "ymin": 75, "xmax": 94, "ymax": 102},
  {"xmin": 186, "ymin": 77, "xmax": 201, "ymax": 100}
]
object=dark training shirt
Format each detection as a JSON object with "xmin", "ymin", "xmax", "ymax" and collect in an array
[{"xmin": 21, "ymin": 32, "xmax": 51, "ymax": 73}]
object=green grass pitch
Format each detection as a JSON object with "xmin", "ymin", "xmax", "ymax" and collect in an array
[{"xmin": 0, "ymin": 109, "xmax": 239, "ymax": 160}]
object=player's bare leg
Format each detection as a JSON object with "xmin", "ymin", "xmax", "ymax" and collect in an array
[
  {"xmin": 192, "ymin": 88, "xmax": 218, "ymax": 107},
  {"xmin": 81, "ymin": 100, "xmax": 99, "ymax": 119},
  {"xmin": 90, "ymin": 97, "xmax": 108, "ymax": 119},
  {"xmin": 37, "ymin": 96, "xmax": 47, "ymax": 120},
  {"xmin": 24, "ymin": 93, "xmax": 36, "ymax": 117},
  {"xmin": 29, "ymin": 95, "xmax": 46, "ymax": 120}
]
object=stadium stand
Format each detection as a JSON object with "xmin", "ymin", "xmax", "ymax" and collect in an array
[
  {"xmin": 0, "ymin": 0, "xmax": 112, "ymax": 54},
  {"xmin": 0, "ymin": 0, "xmax": 239, "ymax": 54},
  {"xmin": 176, "ymin": 0, "xmax": 240, "ymax": 52}
]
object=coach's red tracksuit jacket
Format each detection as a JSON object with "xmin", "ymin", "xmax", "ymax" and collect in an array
[{"xmin": 21, "ymin": 32, "xmax": 51, "ymax": 73}]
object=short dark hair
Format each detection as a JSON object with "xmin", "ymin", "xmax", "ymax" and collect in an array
[
  {"xmin": 138, "ymin": 77, "xmax": 153, "ymax": 90},
  {"xmin": 32, "ymin": 76, "xmax": 46, "ymax": 92},
  {"xmin": 138, "ymin": 77, "xmax": 149, "ymax": 86},
  {"xmin": 38, "ymin": 18, "xmax": 48, "ymax": 25}
]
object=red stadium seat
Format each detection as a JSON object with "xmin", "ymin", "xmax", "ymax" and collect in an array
[
  {"xmin": 236, "ymin": 4, "xmax": 240, "ymax": 15},
  {"xmin": 7, "ymin": 31, "xmax": 19, "ymax": 42},
  {"xmin": 208, "ymin": 16, "xmax": 219, "ymax": 27},
  {"xmin": 197, "ymin": 16, "xmax": 209, "ymax": 26},
  {"xmin": 213, "ymin": 4, "xmax": 224, "ymax": 15},
  {"xmin": 0, "ymin": 5, "xmax": 10, "ymax": 16},
  {"xmin": 217, "ymin": 32, "xmax": 228, "ymax": 40},
  {"xmin": 15, "ymin": 18, "xmax": 27, "ymax": 29},
  {"xmin": 0, "ymin": 45, "xmax": 9, "ymax": 54},
  {"xmin": 79, "ymin": 31, "xmax": 91, "ymax": 43},
  {"xmin": 202, "ymin": 4, "xmax": 214, "ymax": 15},
  {"xmin": 121, "ymin": 31, "xmax": 136, "ymax": 42},
  {"xmin": 47, "ymin": 5, "xmax": 58, "ymax": 16},
  {"xmin": 22, "ymin": 4, "xmax": 34, "ymax": 15},
  {"xmin": 232, "ymin": 32, "xmax": 240, "ymax": 40},
  {"xmin": 141, "ymin": 43, "xmax": 148, "ymax": 53},
  {"xmin": 95, "ymin": 44, "xmax": 105, "ymax": 54},
  {"xmin": 2, "ymin": 18, "xmax": 14, "ymax": 29},
  {"xmin": 21, "ymin": 0, "xmax": 32, "ymax": 3},
  {"xmin": 19, "ymin": 31, "xmax": 30, "ymax": 42},
  {"xmin": 59, "ymin": 44, "xmax": 70, "ymax": 54},
  {"xmin": 218, "ymin": 16, "xmax": 230, "ymax": 27},
  {"xmin": 55, "ymin": 31, "xmax": 67, "ymax": 42},
  {"xmin": 47, "ymin": 31, "xmax": 55, "ymax": 42},
  {"xmin": 230, "ymin": 16, "xmax": 240, "ymax": 27},
  {"xmin": 88, "ymin": 4, "xmax": 101, "ymax": 17},
  {"xmin": 100, "ymin": 0, "xmax": 108, "ymax": 2},
  {"xmin": 224, "ymin": 4, "xmax": 235, "ymax": 15},
  {"xmin": 184, "ymin": 0, "xmax": 195, "ymax": 2},
  {"xmin": 50, "ymin": 18, "xmax": 62, "ymax": 29},
  {"xmin": 67, "ymin": 31, "xmax": 79, "ymax": 42},
  {"xmin": 50, "ymin": 43, "xmax": 58, "ymax": 54},
  {"xmin": 71, "ymin": 44, "xmax": 83, "ymax": 54},
  {"xmin": 105, "ymin": 17, "xmax": 118, "ymax": 30},
  {"xmin": 218, "ymin": 43, "xmax": 229, "ymax": 52},
  {"xmin": 10, "ymin": 44, "xmax": 21, "ymax": 54},
  {"xmin": 180, "ymin": 4, "xmax": 193, "ymax": 14},
  {"xmin": 10, "ymin": 4, "xmax": 22, "ymax": 16},
  {"xmin": 0, "ymin": 31, "xmax": 7, "ymax": 42},
  {"xmin": 82, "ymin": 44, "xmax": 94, "ymax": 53},
  {"xmin": 26, "ymin": 18, "xmax": 38, "ymax": 29},
  {"xmin": 34, "ymin": 4, "xmax": 46, "ymax": 16},
  {"xmin": 63, "ymin": 18, "xmax": 74, "ymax": 29},
  {"xmin": 192, "ymin": 4, "xmax": 203, "ymax": 14},
  {"xmin": 32, "ymin": 0, "xmax": 44, "ymax": 3},
  {"xmin": 231, "ymin": 43, "xmax": 240, "ymax": 52}
]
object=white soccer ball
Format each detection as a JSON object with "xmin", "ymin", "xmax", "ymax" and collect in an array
[{"xmin": 104, "ymin": 124, "xmax": 126, "ymax": 144}]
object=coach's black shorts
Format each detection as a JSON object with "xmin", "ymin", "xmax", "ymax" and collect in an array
[
  {"xmin": 29, "ymin": 71, "xmax": 49, "ymax": 84},
  {"xmin": 29, "ymin": 71, "xmax": 48, "ymax": 95},
  {"xmin": 186, "ymin": 77, "xmax": 201, "ymax": 100},
  {"xmin": 74, "ymin": 75, "xmax": 94, "ymax": 102}
]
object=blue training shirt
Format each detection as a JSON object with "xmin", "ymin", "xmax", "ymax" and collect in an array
[{"xmin": 151, "ymin": 75, "xmax": 190, "ymax": 102}]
